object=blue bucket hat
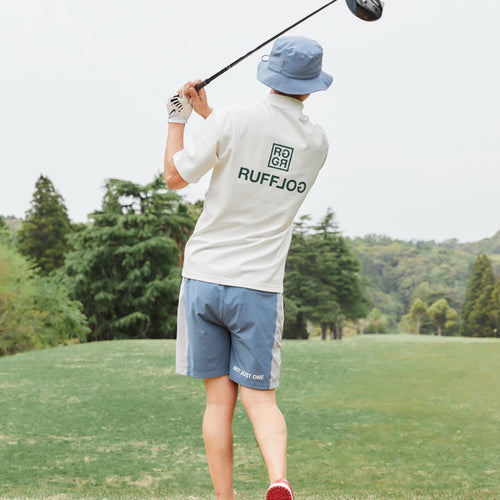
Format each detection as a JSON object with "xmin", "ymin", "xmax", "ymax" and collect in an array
[{"xmin": 257, "ymin": 36, "xmax": 333, "ymax": 94}]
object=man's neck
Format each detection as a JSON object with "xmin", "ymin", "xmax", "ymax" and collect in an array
[{"xmin": 270, "ymin": 89, "xmax": 310, "ymax": 102}]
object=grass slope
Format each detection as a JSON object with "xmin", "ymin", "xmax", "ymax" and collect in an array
[{"xmin": 0, "ymin": 335, "xmax": 499, "ymax": 499}]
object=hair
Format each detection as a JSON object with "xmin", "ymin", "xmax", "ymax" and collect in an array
[{"xmin": 271, "ymin": 89, "xmax": 309, "ymax": 101}]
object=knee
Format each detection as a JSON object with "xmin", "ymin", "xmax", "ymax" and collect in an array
[
  {"xmin": 240, "ymin": 386, "xmax": 277, "ymax": 413},
  {"xmin": 204, "ymin": 376, "xmax": 239, "ymax": 407}
]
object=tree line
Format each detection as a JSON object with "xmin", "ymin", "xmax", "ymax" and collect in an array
[
  {"xmin": 1, "ymin": 175, "xmax": 500, "ymax": 355},
  {"xmin": 351, "ymin": 234, "xmax": 500, "ymax": 336}
]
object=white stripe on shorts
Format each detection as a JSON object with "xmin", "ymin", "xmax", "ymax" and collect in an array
[
  {"xmin": 270, "ymin": 293, "xmax": 284, "ymax": 389},
  {"xmin": 175, "ymin": 279, "xmax": 188, "ymax": 375}
]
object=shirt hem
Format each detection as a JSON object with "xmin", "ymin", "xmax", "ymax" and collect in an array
[{"xmin": 182, "ymin": 271, "xmax": 283, "ymax": 294}]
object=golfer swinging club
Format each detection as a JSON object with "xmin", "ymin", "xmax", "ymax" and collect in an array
[{"xmin": 164, "ymin": 36, "xmax": 333, "ymax": 500}]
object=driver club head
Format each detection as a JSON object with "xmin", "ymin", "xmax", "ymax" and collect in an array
[{"xmin": 345, "ymin": 0, "xmax": 384, "ymax": 21}]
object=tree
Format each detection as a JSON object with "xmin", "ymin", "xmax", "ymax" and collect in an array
[
  {"xmin": 350, "ymin": 234, "xmax": 474, "ymax": 329},
  {"xmin": 408, "ymin": 297, "xmax": 428, "ymax": 334},
  {"xmin": 427, "ymin": 298, "xmax": 458, "ymax": 336},
  {"xmin": 427, "ymin": 299, "xmax": 447, "ymax": 336},
  {"xmin": 62, "ymin": 175, "xmax": 196, "ymax": 341},
  {"xmin": 364, "ymin": 308, "xmax": 389, "ymax": 334},
  {"xmin": 283, "ymin": 210, "xmax": 366, "ymax": 339},
  {"xmin": 311, "ymin": 230, "xmax": 366, "ymax": 339},
  {"xmin": 461, "ymin": 254, "xmax": 496, "ymax": 337},
  {"xmin": 282, "ymin": 216, "xmax": 316, "ymax": 339},
  {"xmin": 445, "ymin": 307, "xmax": 460, "ymax": 335},
  {"xmin": 427, "ymin": 299, "xmax": 458, "ymax": 336},
  {"xmin": 17, "ymin": 175, "xmax": 73, "ymax": 275},
  {"xmin": 492, "ymin": 277, "xmax": 500, "ymax": 337},
  {"xmin": 0, "ymin": 233, "xmax": 88, "ymax": 356}
]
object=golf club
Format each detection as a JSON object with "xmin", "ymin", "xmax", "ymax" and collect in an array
[{"xmin": 193, "ymin": 0, "xmax": 384, "ymax": 91}]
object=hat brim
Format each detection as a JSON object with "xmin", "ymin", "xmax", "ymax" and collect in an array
[{"xmin": 257, "ymin": 60, "xmax": 333, "ymax": 94}]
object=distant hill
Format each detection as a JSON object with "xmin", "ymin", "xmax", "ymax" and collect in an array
[
  {"xmin": 349, "ymin": 230, "xmax": 500, "ymax": 327},
  {"xmin": 455, "ymin": 231, "xmax": 500, "ymax": 271},
  {"xmin": 437, "ymin": 230, "xmax": 500, "ymax": 255}
]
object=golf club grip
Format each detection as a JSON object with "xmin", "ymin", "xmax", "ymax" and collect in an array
[{"xmin": 195, "ymin": 81, "xmax": 207, "ymax": 91}]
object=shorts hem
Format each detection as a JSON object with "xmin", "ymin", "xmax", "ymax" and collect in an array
[
  {"xmin": 179, "ymin": 369, "xmax": 230, "ymax": 380},
  {"xmin": 229, "ymin": 373, "xmax": 280, "ymax": 390}
]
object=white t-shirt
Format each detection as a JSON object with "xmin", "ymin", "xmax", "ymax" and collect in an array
[{"xmin": 174, "ymin": 93, "xmax": 329, "ymax": 293}]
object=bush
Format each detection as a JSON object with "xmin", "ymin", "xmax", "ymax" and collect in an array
[{"xmin": 0, "ymin": 234, "xmax": 89, "ymax": 356}]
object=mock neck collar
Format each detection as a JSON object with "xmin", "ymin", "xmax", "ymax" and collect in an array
[{"xmin": 266, "ymin": 93, "xmax": 304, "ymax": 112}]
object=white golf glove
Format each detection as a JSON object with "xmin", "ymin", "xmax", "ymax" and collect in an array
[{"xmin": 167, "ymin": 93, "xmax": 193, "ymax": 124}]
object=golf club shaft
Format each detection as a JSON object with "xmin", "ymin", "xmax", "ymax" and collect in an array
[{"xmin": 194, "ymin": 0, "xmax": 338, "ymax": 91}]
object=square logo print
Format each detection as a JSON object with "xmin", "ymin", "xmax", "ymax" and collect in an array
[{"xmin": 268, "ymin": 143, "xmax": 294, "ymax": 172}]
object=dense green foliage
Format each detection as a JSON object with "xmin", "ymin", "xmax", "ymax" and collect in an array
[
  {"xmin": 17, "ymin": 175, "xmax": 73, "ymax": 275},
  {"xmin": 351, "ymin": 233, "xmax": 500, "ymax": 332},
  {"xmin": 3, "ymin": 173, "xmax": 500, "ymax": 349},
  {"xmin": 284, "ymin": 210, "xmax": 367, "ymax": 338},
  {"xmin": 0, "ymin": 215, "xmax": 22, "ymax": 235},
  {"xmin": 407, "ymin": 297, "xmax": 427, "ymax": 334},
  {"xmin": 0, "ymin": 232, "xmax": 89, "ymax": 355},
  {"xmin": 492, "ymin": 277, "xmax": 500, "ymax": 331},
  {"xmin": 62, "ymin": 176, "xmax": 195, "ymax": 341},
  {"xmin": 400, "ymin": 297, "xmax": 459, "ymax": 336},
  {"xmin": 460, "ymin": 254, "xmax": 499, "ymax": 337},
  {"xmin": 362, "ymin": 307, "xmax": 390, "ymax": 334},
  {"xmin": 427, "ymin": 298, "xmax": 459, "ymax": 336}
]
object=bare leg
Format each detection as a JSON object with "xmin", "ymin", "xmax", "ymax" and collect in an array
[
  {"xmin": 240, "ymin": 386, "xmax": 287, "ymax": 483},
  {"xmin": 203, "ymin": 376, "xmax": 238, "ymax": 500}
]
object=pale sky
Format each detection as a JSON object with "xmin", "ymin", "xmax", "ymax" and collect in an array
[{"xmin": 1, "ymin": 0, "xmax": 499, "ymax": 242}]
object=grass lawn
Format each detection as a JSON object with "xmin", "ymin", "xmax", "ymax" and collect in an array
[{"xmin": 0, "ymin": 334, "xmax": 499, "ymax": 499}]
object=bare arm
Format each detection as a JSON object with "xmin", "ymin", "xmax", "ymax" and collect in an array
[{"xmin": 164, "ymin": 123, "xmax": 188, "ymax": 190}]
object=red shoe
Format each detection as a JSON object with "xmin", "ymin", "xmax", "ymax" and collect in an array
[{"xmin": 266, "ymin": 479, "xmax": 294, "ymax": 500}]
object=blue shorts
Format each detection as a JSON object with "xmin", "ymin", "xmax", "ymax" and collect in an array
[{"xmin": 175, "ymin": 278, "xmax": 284, "ymax": 390}]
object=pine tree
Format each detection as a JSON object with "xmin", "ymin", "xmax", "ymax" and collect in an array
[
  {"xmin": 282, "ymin": 216, "xmax": 316, "ymax": 339},
  {"xmin": 17, "ymin": 175, "xmax": 72, "ymax": 275},
  {"xmin": 461, "ymin": 254, "xmax": 496, "ymax": 337},
  {"xmin": 492, "ymin": 277, "xmax": 500, "ymax": 337},
  {"xmin": 283, "ymin": 209, "xmax": 367, "ymax": 339},
  {"xmin": 62, "ymin": 175, "xmax": 196, "ymax": 340}
]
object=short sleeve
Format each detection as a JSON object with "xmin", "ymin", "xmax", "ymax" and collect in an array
[{"xmin": 173, "ymin": 112, "xmax": 221, "ymax": 184}]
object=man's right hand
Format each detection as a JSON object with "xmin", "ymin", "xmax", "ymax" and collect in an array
[{"xmin": 183, "ymin": 80, "xmax": 213, "ymax": 119}]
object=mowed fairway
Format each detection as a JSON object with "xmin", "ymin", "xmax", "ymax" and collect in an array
[{"xmin": 0, "ymin": 335, "xmax": 499, "ymax": 500}]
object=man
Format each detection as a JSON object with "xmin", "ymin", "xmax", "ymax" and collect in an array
[{"xmin": 164, "ymin": 36, "xmax": 333, "ymax": 500}]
